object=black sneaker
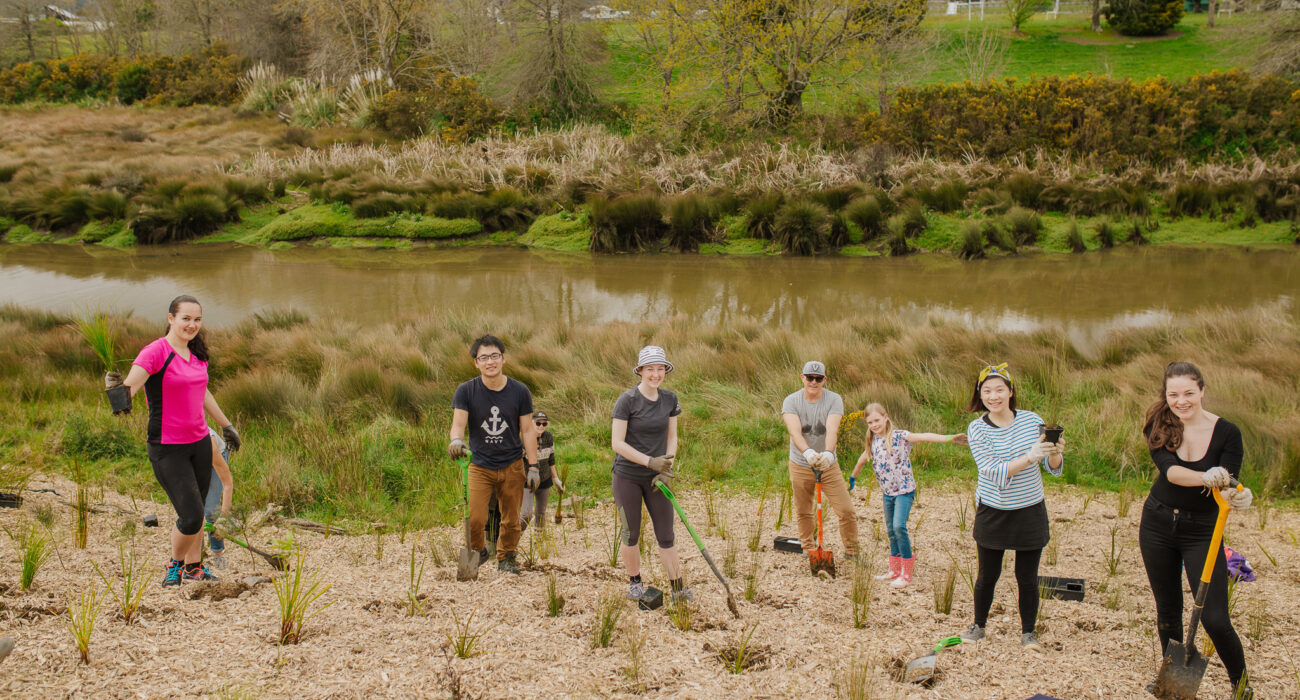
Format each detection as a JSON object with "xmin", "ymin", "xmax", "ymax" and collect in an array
[
  {"xmin": 475, "ymin": 548, "xmax": 489, "ymax": 568},
  {"xmin": 497, "ymin": 552, "xmax": 520, "ymax": 575},
  {"xmin": 162, "ymin": 559, "xmax": 183, "ymax": 587}
]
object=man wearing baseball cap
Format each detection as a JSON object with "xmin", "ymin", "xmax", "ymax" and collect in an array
[{"xmin": 780, "ymin": 360, "xmax": 859, "ymax": 563}]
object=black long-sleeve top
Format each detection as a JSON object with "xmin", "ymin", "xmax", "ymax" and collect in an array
[{"xmin": 1146, "ymin": 418, "xmax": 1243, "ymax": 513}]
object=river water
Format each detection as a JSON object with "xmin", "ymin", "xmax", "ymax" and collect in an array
[{"xmin": 1, "ymin": 244, "xmax": 1296, "ymax": 351}]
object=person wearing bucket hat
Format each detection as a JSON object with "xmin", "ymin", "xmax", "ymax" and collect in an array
[
  {"xmin": 610, "ymin": 345, "xmax": 690, "ymax": 602},
  {"xmin": 109, "ymin": 295, "xmax": 238, "ymax": 586},
  {"xmin": 781, "ymin": 360, "xmax": 859, "ymax": 561},
  {"xmin": 959, "ymin": 363, "xmax": 1064, "ymax": 652},
  {"xmin": 449, "ymin": 334, "xmax": 540, "ymax": 575},
  {"xmin": 520, "ymin": 410, "xmax": 562, "ymax": 532}
]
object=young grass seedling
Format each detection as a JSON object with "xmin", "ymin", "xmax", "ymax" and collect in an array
[
  {"xmin": 744, "ymin": 550, "xmax": 763, "ymax": 602},
  {"xmin": 723, "ymin": 523, "xmax": 739, "ymax": 578},
  {"xmin": 932, "ymin": 564, "xmax": 957, "ymax": 615},
  {"xmin": 956, "ymin": 499, "xmax": 969, "ymax": 533},
  {"xmin": 606, "ymin": 507, "xmax": 625, "ymax": 568},
  {"xmin": 1257, "ymin": 541, "xmax": 1277, "ymax": 567},
  {"xmin": 1247, "ymin": 598, "xmax": 1268, "ymax": 642},
  {"xmin": 592, "ymin": 587, "xmax": 624, "ymax": 649},
  {"xmin": 75, "ymin": 481, "xmax": 90, "ymax": 550},
  {"xmin": 75, "ymin": 310, "xmax": 117, "ymax": 371},
  {"xmin": 1106, "ymin": 523, "xmax": 1123, "ymax": 577},
  {"xmin": 91, "ymin": 541, "xmax": 151, "ymax": 624},
  {"xmin": 716, "ymin": 624, "xmax": 760, "ymax": 674},
  {"xmin": 850, "ymin": 558, "xmax": 874, "ymax": 629},
  {"xmin": 34, "ymin": 504, "xmax": 55, "ymax": 528},
  {"xmin": 405, "ymin": 543, "xmax": 426, "ymax": 617},
  {"xmin": 274, "ymin": 549, "xmax": 333, "ymax": 644},
  {"xmin": 836, "ymin": 656, "xmax": 877, "ymax": 700},
  {"xmin": 545, "ymin": 571, "xmax": 565, "ymax": 617},
  {"xmin": 667, "ymin": 597, "xmax": 693, "ymax": 632},
  {"xmin": 620, "ymin": 618, "xmax": 648, "ymax": 688},
  {"xmin": 1104, "ymin": 578, "xmax": 1123, "ymax": 611},
  {"xmin": 65, "ymin": 583, "xmax": 103, "ymax": 664},
  {"xmin": 7, "ymin": 521, "xmax": 53, "ymax": 591},
  {"xmin": 1117, "ymin": 487, "xmax": 1133, "ymax": 519},
  {"xmin": 446, "ymin": 607, "xmax": 494, "ymax": 658}
]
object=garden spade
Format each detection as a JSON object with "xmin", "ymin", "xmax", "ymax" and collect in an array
[
  {"xmin": 905, "ymin": 636, "xmax": 962, "ymax": 685},
  {"xmin": 809, "ymin": 468, "xmax": 835, "ymax": 578},
  {"xmin": 457, "ymin": 456, "xmax": 480, "ymax": 581},
  {"xmin": 654, "ymin": 477, "xmax": 741, "ymax": 619},
  {"xmin": 1152, "ymin": 480, "xmax": 1243, "ymax": 700}
]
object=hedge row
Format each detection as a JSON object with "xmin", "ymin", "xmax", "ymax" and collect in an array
[
  {"xmin": 0, "ymin": 49, "xmax": 244, "ymax": 106},
  {"xmin": 862, "ymin": 71, "xmax": 1300, "ymax": 165}
]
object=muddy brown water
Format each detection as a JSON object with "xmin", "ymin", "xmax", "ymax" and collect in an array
[{"xmin": 1, "ymin": 244, "xmax": 1296, "ymax": 351}]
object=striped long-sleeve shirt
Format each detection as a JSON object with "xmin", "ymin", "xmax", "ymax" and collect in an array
[{"xmin": 967, "ymin": 410, "xmax": 1062, "ymax": 510}]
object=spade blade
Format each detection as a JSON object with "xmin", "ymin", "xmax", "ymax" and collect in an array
[{"xmin": 1152, "ymin": 640, "xmax": 1207, "ymax": 700}]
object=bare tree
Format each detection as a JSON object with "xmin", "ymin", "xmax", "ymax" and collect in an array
[
  {"xmin": 950, "ymin": 26, "xmax": 1009, "ymax": 85},
  {"xmin": 91, "ymin": 0, "xmax": 158, "ymax": 57},
  {"xmin": 860, "ymin": 20, "xmax": 939, "ymax": 117},
  {"xmin": 492, "ymin": 0, "xmax": 603, "ymax": 118},
  {"xmin": 1247, "ymin": 1, "xmax": 1300, "ymax": 79},
  {"xmin": 1091, "ymin": 0, "xmax": 1103, "ymax": 32},
  {"xmin": 423, "ymin": 0, "xmax": 502, "ymax": 77},
  {"xmin": 291, "ymin": 0, "xmax": 432, "ymax": 83},
  {"xmin": 3, "ymin": 0, "xmax": 45, "ymax": 61}
]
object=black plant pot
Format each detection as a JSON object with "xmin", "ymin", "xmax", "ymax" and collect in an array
[
  {"xmin": 106, "ymin": 385, "xmax": 132, "ymax": 414},
  {"xmin": 0, "ymin": 492, "xmax": 22, "ymax": 509}
]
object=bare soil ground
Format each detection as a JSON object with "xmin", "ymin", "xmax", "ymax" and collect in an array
[{"xmin": 2, "ymin": 474, "xmax": 1298, "ymax": 699}]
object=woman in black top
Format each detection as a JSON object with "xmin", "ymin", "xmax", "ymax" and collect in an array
[{"xmin": 1139, "ymin": 362, "xmax": 1254, "ymax": 697}]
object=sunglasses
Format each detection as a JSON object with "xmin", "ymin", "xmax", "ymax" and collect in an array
[
  {"xmin": 803, "ymin": 375, "xmax": 825, "ymax": 383},
  {"xmin": 535, "ymin": 421, "xmax": 548, "ymax": 427}
]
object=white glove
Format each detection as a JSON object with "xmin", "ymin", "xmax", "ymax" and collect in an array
[
  {"xmin": 819, "ymin": 451, "xmax": 836, "ymax": 467},
  {"xmin": 1222, "ymin": 486, "xmax": 1253, "ymax": 510},
  {"xmin": 802, "ymin": 448, "xmax": 820, "ymax": 466},
  {"xmin": 1023, "ymin": 442, "xmax": 1050, "ymax": 464},
  {"xmin": 1201, "ymin": 466, "xmax": 1232, "ymax": 489}
]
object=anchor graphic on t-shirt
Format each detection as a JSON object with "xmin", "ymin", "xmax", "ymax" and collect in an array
[{"xmin": 482, "ymin": 406, "xmax": 508, "ymax": 444}]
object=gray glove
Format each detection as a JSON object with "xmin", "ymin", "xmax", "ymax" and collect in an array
[
  {"xmin": 651, "ymin": 471, "xmax": 672, "ymax": 491},
  {"xmin": 1201, "ymin": 466, "xmax": 1232, "ymax": 489},
  {"xmin": 221, "ymin": 424, "xmax": 241, "ymax": 452},
  {"xmin": 647, "ymin": 455, "xmax": 675, "ymax": 474},
  {"xmin": 448, "ymin": 438, "xmax": 468, "ymax": 460},
  {"xmin": 104, "ymin": 371, "xmax": 123, "ymax": 389},
  {"xmin": 526, "ymin": 466, "xmax": 540, "ymax": 490},
  {"xmin": 818, "ymin": 451, "xmax": 836, "ymax": 467},
  {"xmin": 802, "ymin": 448, "xmax": 820, "ymax": 466},
  {"xmin": 1222, "ymin": 486, "xmax": 1253, "ymax": 510}
]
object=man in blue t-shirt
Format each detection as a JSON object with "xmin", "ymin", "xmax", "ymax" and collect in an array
[{"xmin": 448, "ymin": 334, "xmax": 539, "ymax": 574}]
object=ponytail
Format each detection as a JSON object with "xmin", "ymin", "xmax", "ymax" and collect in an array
[
  {"xmin": 1143, "ymin": 361, "xmax": 1204, "ymax": 451},
  {"xmin": 164, "ymin": 294, "xmax": 210, "ymax": 363}
]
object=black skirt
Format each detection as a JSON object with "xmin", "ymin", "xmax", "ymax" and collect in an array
[{"xmin": 973, "ymin": 501, "xmax": 1050, "ymax": 551}]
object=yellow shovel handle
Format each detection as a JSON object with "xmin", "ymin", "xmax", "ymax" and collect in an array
[{"xmin": 1198, "ymin": 481, "xmax": 1242, "ymax": 584}]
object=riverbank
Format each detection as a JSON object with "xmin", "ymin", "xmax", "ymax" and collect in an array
[{"xmin": 2, "ymin": 303, "xmax": 1297, "ymax": 531}]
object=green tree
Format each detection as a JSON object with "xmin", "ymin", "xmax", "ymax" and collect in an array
[{"xmin": 1104, "ymin": 0, "xmax": 1184, "ymax": 37}]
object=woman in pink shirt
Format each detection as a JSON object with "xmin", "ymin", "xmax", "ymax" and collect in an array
[{"xmin": 107, "ymin": 295, "xmax": 240, "ymax": 586}]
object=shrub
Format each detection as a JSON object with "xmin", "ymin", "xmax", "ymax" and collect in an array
[
  {"xmin": 772, "ymin": 200, "xmax": 829, "ymax": 255},
  {"xmin": 1104, "ymin": 0, "xmax": 1183, "ymax": 37},
  {"xmin": 959, "ymin": 220, "xmax": 985, "ymax": 259},
  {"xmin": 115, "ymin": 63, "xmax": 149, "ymax": 105},
  {"xmin": 885, "ymin": 216, "xmax": 911, "ymax": 256},
  {"xmin": 898, "ymin": 199, "xmax": 928, "ymax": 237},
  {"xmin": 589, "ymin": 194, "xmax": 665, "ymax": 252},
  {"xmin": 1065, "ymin": 218, "xmax": 1086, "ymax": 253},
  {"xmin": 666, "ymin": 194, "xmax": 716, "ymax": 251},
  {"xmin": 843, "ymin": 196, "xmax": 884, "ymax": 240},
  {"xmin": 984, "ymin": 220, "xmax": 1016, "ymax": 252},
  {"xmin": 1095, "ymin": 221, "xmax": 1116, "ymax": 248},
  {"xmin": 366, "ymin": 73, "xmax": 502, "ymax": 142},
  {"xmin": 1003, "ymin": 206, "xmax": 1042, "ymax": 246},
  {"xmin": 744, "ymin": 193, "xmax": 784, "ymax": 240}
]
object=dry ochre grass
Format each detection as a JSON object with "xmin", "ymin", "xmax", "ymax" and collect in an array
[{"xmin": 1, "ymin": 473, "xmax": 1298, "ymax": 698}]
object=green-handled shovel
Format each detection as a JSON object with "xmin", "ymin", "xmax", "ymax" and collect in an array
[
  {"xmin": 456, "ymin": 456, "xmax": 480, "ymax": 581},
  {"xmin": 905, "ymin": 636, "xmax": 962, "ymax": 685},
  {"xmin": 654, "ymin": 477, "xmax": 741, "ymax": 619}
]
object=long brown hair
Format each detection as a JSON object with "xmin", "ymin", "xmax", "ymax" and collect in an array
[
  {"xmin": 164, "ymin": 295, "xmax": 209, "ymax": 363},
  {"xmin": 1144, "ymin": 361, "xmax": 1204, "ymax": 451}
]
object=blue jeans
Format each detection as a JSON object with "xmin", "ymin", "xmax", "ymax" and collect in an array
[
  {"xmin": 204, "ymin": 466, "xmax": 225, "ymax": 554},
  {"xmin": 882, "ymin": 492, "xmax": 915, "ymax": 559}
]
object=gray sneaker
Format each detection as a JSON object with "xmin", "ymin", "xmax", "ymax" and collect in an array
[
  {"xmin": 960, "ymin": 624, "xmax": 985, "ymax": 642},
  {"xmin": 627, "ymin": 581, "xmax": 646, "ymax": 600},
  {"xmin": 1021, "ymin": 632, "xmax": 1043, "ymax": 651},
  {"xmin": 0, "ymin": 637, "xmax": 14, "ymax": 665}
]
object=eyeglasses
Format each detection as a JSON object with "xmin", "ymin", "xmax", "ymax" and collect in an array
[
  {"xmin": 535, "ymin": 421, "xmax": 548, "ymax": 428},
  {"xmin": 803, "ymin": 375, "xmax": 825, "ymax": 383},
  {"xmin": 475, "ymin": 352, "xmax": 503, "ymax": 362}
]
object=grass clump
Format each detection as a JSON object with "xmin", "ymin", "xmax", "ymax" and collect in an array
[
  {"xmin": 667, "ymin": 597, "xmax": 694, "ymax": 632},
  {"xmin": 1065, "ymin": 218, "xmax": 1086, "ymax": 253},
  {"xmin": 74, "ymin": 311, "xmax": 117, "ymax": 372},
  {"xmin": 933, "ymin": 564, "xmax": 957, "ymax": 615},
  {"xmin": 274, "ymin": 550, "xmax": 333, "ymax": 644},
  {"xmin": 666, "ymin": 194, "xmax": 716, "ymax": 252},
  {"xmin": 446, "ymin": 607, "xmax": 495, "ymax": 658},
  {"xmin": 850, "ymin": 558, "xmax": 875, "ymax": 629},
  {"xmin": 744, "ymin": 192, "xmax": 784, "ymax": 239},
  {"xmin": 836, "ymin": 656, "xmax": 878, "ymax": 700},
  {"xmin": 1003, "ymin": 206, "xmax": 1042, "ymax": 246},
  {"xmin": 712, "ymin": 624, "xmax": 764, "ymax": 674},
  {"xmin": 7, "ymin": 521, "xmax": 53, "ymax": 590},
  {"xmin": 1095, "ymin": 221, "xmax": 1116, "ymax": 248},
  {"xmin": 589, "ymin": 194, "xmax": 665, "ymax": 253},
  {"xmin": 65, "ymin": 583, "xmax": 103, "ymax": 664},
  {"xmin": 844, "ymin": 196, "xmax": 884, "ymax": 240},
  {"xmin": 958, "ymin": 220, "xmax": 985, "ymax": 259},
  {"xmin": 91, "ymin": 542, "xmax": 152, "ymax": 624},
  {"xmin": 772, "ymin": 200, "xmax": 829, "ymax": 255},
  {"xmin": 545, "ymin": 571, "xmax": 566, "ymax": 617},
  {"xmin": 592, "ymin": 587, "xmax": 624, "ymax": 649}
]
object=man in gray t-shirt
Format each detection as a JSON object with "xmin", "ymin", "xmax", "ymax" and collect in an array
[{"xmin": 780, "ymin": 360, "xmax": 858, "ymax": 561}]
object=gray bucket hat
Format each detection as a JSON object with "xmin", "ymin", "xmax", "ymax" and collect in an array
[{"xmin": 635, "ymin": 345, "xmax": 674, "ymax": 375}]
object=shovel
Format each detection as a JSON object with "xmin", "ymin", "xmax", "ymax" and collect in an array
[
  {"xmin": 456, "ymin": 456, "xmax": 480, "ymax": 581},
  {"xmin": 654, "ymin": 477, "xmax": 741, "ymax": 619},
  {"xmin": 905, "ymin": 636, "xmax": 962, "ymax": 684},
  {"xmin": 809, "ymin": 468, "xmax": 836, "ymax": 578},
  {"xmin": 203, "ymin": 522, "xmax": 289, "ymax": 571},
  {"xmin": 1152, "ymin": 480, "xmax": 1243, "ymax": 700}
]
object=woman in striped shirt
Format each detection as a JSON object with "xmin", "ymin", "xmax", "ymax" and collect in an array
[{"xmin": 958, "ymin": 364, "xmax": 1064, "ymax": 651}]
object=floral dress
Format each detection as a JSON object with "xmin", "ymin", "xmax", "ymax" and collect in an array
[{"xmin": 871, "ymin": 429, "xmax": 916, "ymax": 496}]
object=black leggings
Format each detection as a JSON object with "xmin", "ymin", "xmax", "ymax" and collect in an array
[
  {"xmin": 1139, "ymin": 499, "xmax": 1246, "ymax": 687},
  {"xmin": 973, "ymin": 545, "xmax": 1042, "ymax": 634},
  {"xmin": 148, "ymin": 436, "xmax": 213, "ymax": 536},
  {"xmin": 612, "ymin": 474, "xmax": 675, "ymax": 549}
]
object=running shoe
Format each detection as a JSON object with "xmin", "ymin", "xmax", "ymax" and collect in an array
[
  {"xmin": 960, "ymin": 624, "xmax": 985, "ymax": 642},
  {"xmin": 1020, "ymin": 632, "xmax": 1043, "ymax": 652},
  {"xmin": 208, "ymin": 553, "xmax": 227, "ymax": 570},
  {"xmin": 497, "ymin": 552, "xmax": 520, "ymax": 575},
  {"xmin": 671, "ymin": 587, "xmax": 695, "ymax": 603},
  {"xmin": 162, "ymin": 559, "xmax": 183, "ymax": 587},
  {"xmin": 627, "ymin": 581, "xmax": 647, "ymax": 600},
  {"xmin": 182, "ymin": 564, "xmax": 218, "ymax": 582}
]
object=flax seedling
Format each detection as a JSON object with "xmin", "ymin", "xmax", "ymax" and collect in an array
[
  {"xmin": 933, "ymin": 564, "xmax": 957, "ymax": 615},
  {"xmin": 718, "ymin": 624, "xmax": 760, "ymax": 674},
  {"xmin": 592, "ymin": 587, "xmax": 624, "ymax": 648},
  {"xmin": 65, "ymin": 583, "xmax": 103, "ymax": 664},
  {"xmin": 446, "ymin": 607, "xmax": 494, "ymax": 658},
  {"xmin": 1106, "ymin": 523, "xmax": 1123, "ymax": 576},
  {"xmin": 545, "ymin": 572, "xmax": 565, "ymax": 617},
  {"xmin": 667, "ymin": 597, "xmax": 693, "ymax": 632},
  {"xmin": 620, "ymin": 618, "xmax": 648, "ymax": 687},
  {"xmin": 75, "ymin": 311, "xmax": 117, "ymax": 371},
  {"xmin": 91, "ymin": 541, "xmax": 151, "ymax": 624},
  {"xmin": 744, "ymin": 551, "xmax": 763, "ymax": 602},
  {"xmin": 405, "ymin": 543, "xmax": 426, "ymax": 617},
  {"xmin": 273, "ymin": 550, "xmax": 333, "ymax": 644},
  {"xmin": 7, "ymin": 522, "xmax": 53, "ymax": 591},
  {"xmin": 850, "ymin": 559, "xmax": 874, "ymax": 629}
]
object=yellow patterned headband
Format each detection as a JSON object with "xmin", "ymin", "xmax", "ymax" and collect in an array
[{"xmin": 977, "ymin": 363, "xmax": 1014, "ymax": 388}]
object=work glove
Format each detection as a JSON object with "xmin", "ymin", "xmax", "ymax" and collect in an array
[
  {"xmin": 221, "ymin": 424, "xmax": 241, "ymax": 452},
  {"xmin": 848, "ymin": 476, "xmax": 856, "ymax": 491},
  {"xmin": 802, "ymin": 448, "xmax": 820, "ymax": 466},
  {"xmin": 651, "ymin": 471, "xmax": 672, "ymax": 491},
  {"xmin": 104, "ymin": 371, "xmax": 123, "ymax": 389},
  {"xmin": 1201, "ymin": 466, "xmax": 1233, "ymax": 490},
  {"xmin": 647, "ymin": 455, "xmax": 675, "ymax": 474},
  {"xmin": 448, "ymin": 438, "xmax": 468, "ymax": 460},
  {"xmin": 1222, "ymin": 486, "xmax": 1253, "ymax": 510},
  {"xmin": 212, "ymin": 515, "xmax": 243, "ymax": 536},
  {"xmin": 818, "ymin": 451, "xmax": 836, "ymax": 468},
  {"xmin": 1023, "ymin": 441, "xmax": 1051, "ymax": 464},
  {"xmin": 526, "ymin": 466, "xmax": 541, "ymax": 490},
  {"xmin": 1049, "ymin": 437, "xmax": 1066, "ymax": 456},
  {"xmin": 553, "ymin": 475, "xmax": 565, "ymax": 494}
]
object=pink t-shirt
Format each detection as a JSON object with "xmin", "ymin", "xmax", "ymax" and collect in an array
[{"xmin": 133, "ymin": 337, "xmax": 209, "ymax": 445}]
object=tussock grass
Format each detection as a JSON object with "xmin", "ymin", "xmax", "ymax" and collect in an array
[
  {"xmin": 7, "ymin": 521, "xmax": 53, "ymax": 590},
  {"xmin": 274, "ymin": 550, "xmax": 333, "ymax": 645},
  {"xmin": 65, "ymin": 583, "xmax": 103, "ymax": 664},
  {"xmin": 592, "ymin": 587, "xmax": 624, "ymax": 649},
  {"xmin": 91, "ymin": 542, "xmax": 152, "ymax": 624},
  {"xmin": 850, "ymin": 557, "xmax": 875, "ymax": 629},
  {"xmin": 545, "ymin": 572, "xmax": 565, "ymax": 617},
  {"xmin": 933, "ymin": 564, "xmax": 957, "ymax": 615},
  {"xmin": 446, "ymin": 607, "xmax": 494, "ymax": 658}
]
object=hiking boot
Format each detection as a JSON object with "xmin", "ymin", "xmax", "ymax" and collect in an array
[
  {"xmin": 162, "ymin": 559, "xmax": 183, "ymax": 587},
  {"xmin": 497, "ymin": 552, "xmax": 520, "ymax": 575},
  {"xmin": 208, "ymin": 553, "xmax": 227, "ymax": 570},
  {"xmin": 182, "ymin": 564, "xmax": 218, "ymax": 582},
  {"xmin": 959, "ymin": 624, "xmax": 985, "ymax": 642},
  {"xmin": 671, "ymin": 587, "xmax": 695, "ymax": 604},
  {"xmin": 1021, "ymin": 632, "xmax": 1043, "ymax": 652},
  {"xmin": 627, "ymin": 581, "xmax": 647, "ymax": 600}
]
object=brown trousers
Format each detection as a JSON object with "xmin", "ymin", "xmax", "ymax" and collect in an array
[
  {"xmin": 788, "ymin": 461, "xmax": 858, "ymax": 557},
  {"xmin": 468, "ymin": 459, "xmax": 524, "ymax": 559}
]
